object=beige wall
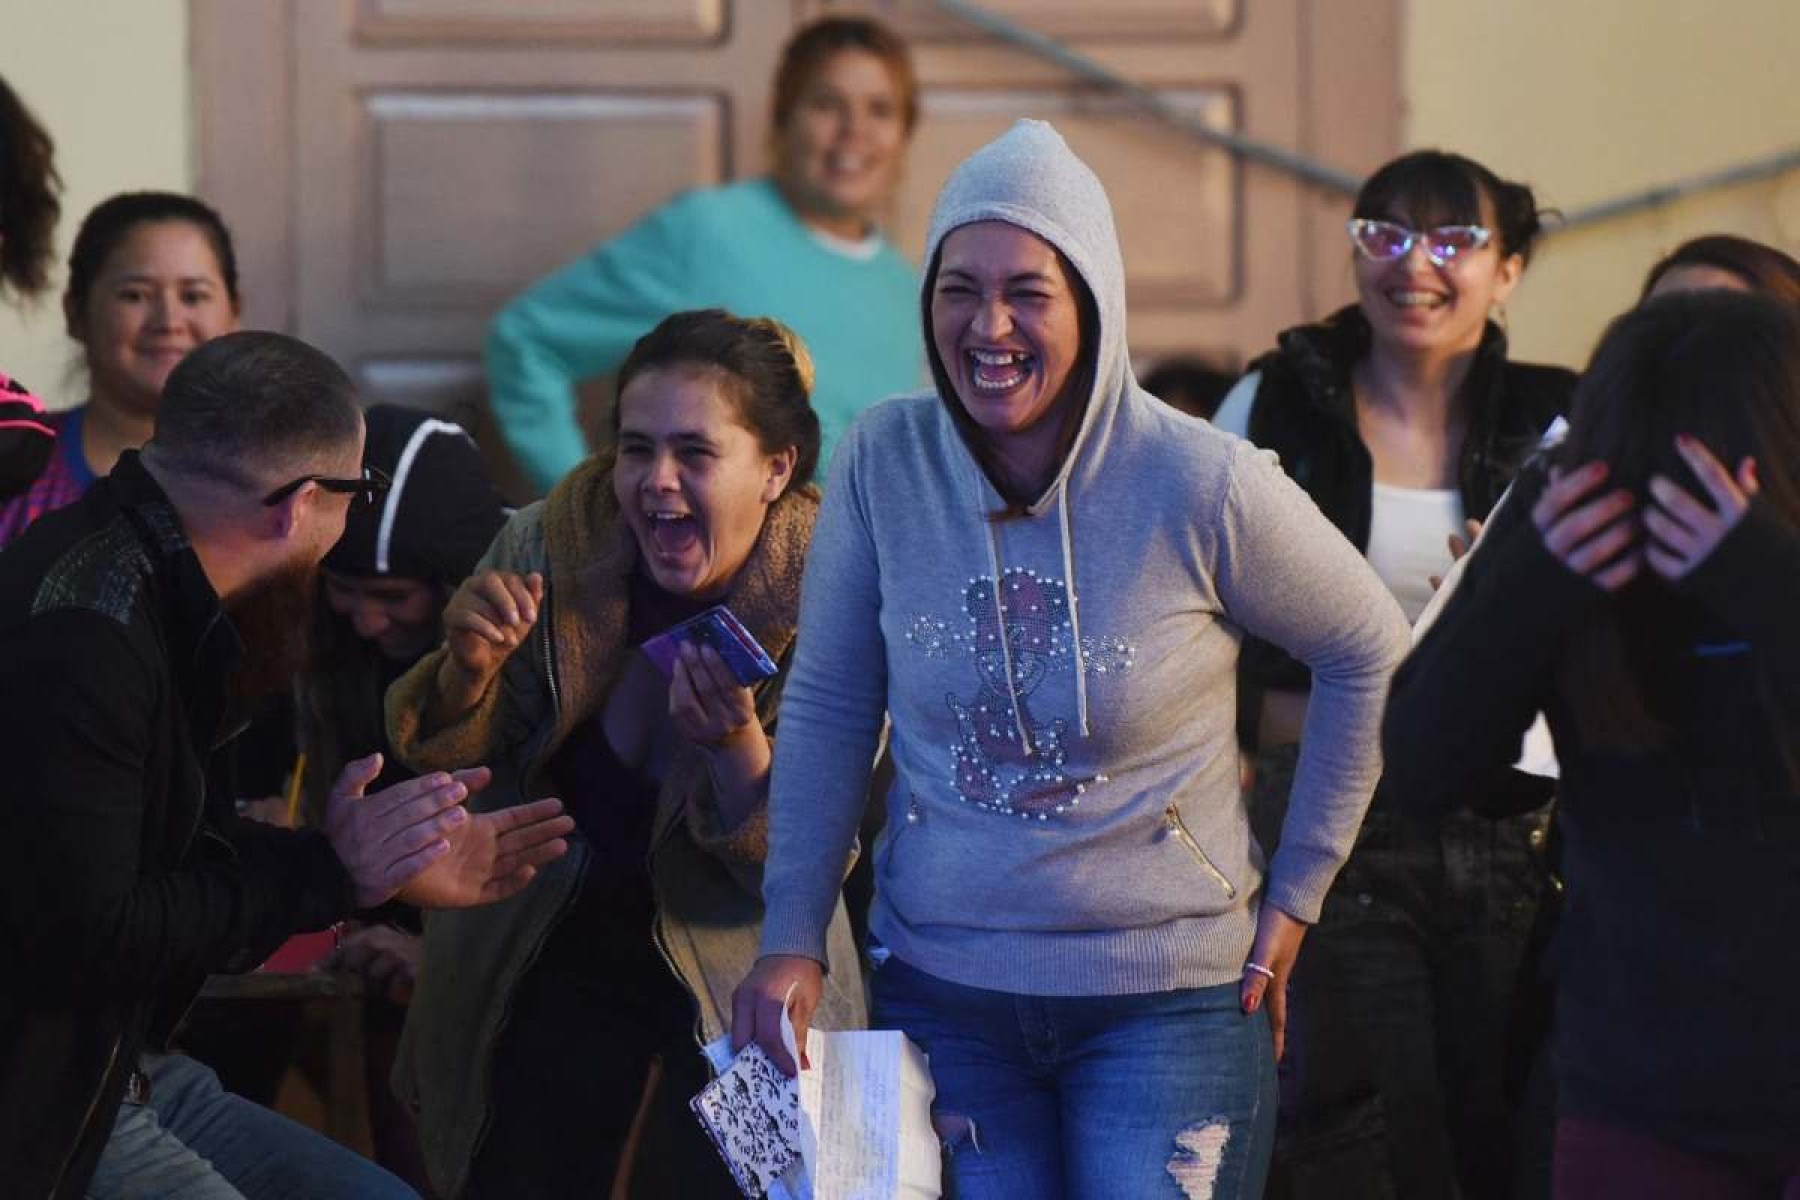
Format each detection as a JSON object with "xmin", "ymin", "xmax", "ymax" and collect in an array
[
  {"xmin": 4, "ymin": 2, "xmax": 1796, "ymax": 391},
  {"xmin": 1, "ymin": 0, "xmax": 194, "ymax": 407},
  {"xmin": 1405, "ymin": 0, "xmax": 1800, "ymax": 369}
]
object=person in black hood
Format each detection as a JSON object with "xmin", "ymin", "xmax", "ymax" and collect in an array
[
  {"xmin": 304, "ymin": 406, "xmax": 513, "ymax": 811},
  {"xmin": 1215, "ymin": 150, "xmax": 1574, "ymax": 1200},
  {"xmin": 303, "ymin": 406, "xmax": 512, "ymax": 995}
]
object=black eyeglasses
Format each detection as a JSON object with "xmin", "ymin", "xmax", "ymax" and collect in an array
[{"xmin": 261, "ymin": 465, "xmax": 392, "ymax": 507}]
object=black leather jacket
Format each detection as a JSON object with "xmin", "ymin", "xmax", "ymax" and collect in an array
[{"xmin": 0, "ymin": 453, "xmax": 355, "ymax": 1197}]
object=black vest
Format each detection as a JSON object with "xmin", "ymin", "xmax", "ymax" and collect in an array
[{"xmin": 1237, "ymin": 305, "xmax": 1576, "ymax": 723}]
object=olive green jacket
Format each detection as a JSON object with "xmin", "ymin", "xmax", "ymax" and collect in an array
[{"xmin": 385, "ymin": 457, "xmax": 865, "ymax": 1198}]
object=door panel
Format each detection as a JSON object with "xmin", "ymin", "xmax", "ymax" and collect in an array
[
  {"xmin": 363, "ymin": 90, "xmax": 726, "ymax": 302},
  {"xmin": 895, "ymin": 88, "xmax": 1240, "ymax": 307},
  {"xmin": 354, "ymin": 0, "xmax": 728, "ymax": 44},
  {"xmin": 196, "ymin": 0, "xmax": 1398, "ymax": 497}
]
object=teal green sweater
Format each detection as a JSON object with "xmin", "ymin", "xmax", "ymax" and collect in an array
[{"xmin": 486, "ymin": 178, "xmax": 922, "ymax": 492}]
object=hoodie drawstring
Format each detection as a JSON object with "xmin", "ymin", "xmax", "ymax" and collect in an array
[
  {"xmin": 986, "ymin": 522, "xmax": 1036, "ymax": 754},
  {"xmin": 984, "ymin": 484, "xmax": 1092, "ymax": 753},
  {"xmin": 1058, "ymin": 487, "xmax": 1091, "ymax": 738}
]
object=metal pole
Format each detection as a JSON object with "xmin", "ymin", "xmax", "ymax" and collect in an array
[{"xmin": 927, "ymin": 0, "xmax": 1364, "ymax": 196}]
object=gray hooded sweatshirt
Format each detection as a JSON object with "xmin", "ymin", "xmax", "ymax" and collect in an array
[{"xmin": 760, "ymin": 120, "xmax": 1410, "ymax": 995}]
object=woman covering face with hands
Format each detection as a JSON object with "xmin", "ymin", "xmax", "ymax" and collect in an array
[
  {"xmin": 1384, "ymin": 291, "xmax": 1800, "ymax": 1196},
  {"xmin": 385, "ymin": 309, "xmax": 865, "ymax": 1200}
]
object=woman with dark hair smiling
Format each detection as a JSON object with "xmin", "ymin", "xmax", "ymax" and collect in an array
[
  {"xmin": 1383, "ymin": 289, "xmax": 1800, "ymax": 1198},
  {"xmin": 0, "ymin": 190, "xmax": 241, "ymax": 545},
  {"xmin": 1215, "ymin": 150, "xmax": 1575, "ymax": 1199}
]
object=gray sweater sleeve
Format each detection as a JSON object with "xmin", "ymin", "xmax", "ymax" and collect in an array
[
  {"xmin": 758, "ymin": 440, "xmax": 888, "ymax": 966},
  {"xmin": 1213, "ymin": 441, "xmax": 1412, "ymax": 922}
]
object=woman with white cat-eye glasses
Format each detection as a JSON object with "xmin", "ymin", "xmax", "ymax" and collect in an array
[{"xmin": 1211, "ymin": 150, "xmax": 1576, "ymax": 1200}]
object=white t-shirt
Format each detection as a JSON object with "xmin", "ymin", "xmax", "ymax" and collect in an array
[
  {"xmin": 1217, "ymin": 370, "xmax": 1463, "ymax": 620},
  {"xmin": 1367, "ymin": 484, "xmax": 1464, "ymax": 622}
]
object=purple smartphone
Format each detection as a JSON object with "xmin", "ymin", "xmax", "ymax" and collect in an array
[{"xmin": 640, "ymin": 605, "xmax": 778, "ymax": 686}]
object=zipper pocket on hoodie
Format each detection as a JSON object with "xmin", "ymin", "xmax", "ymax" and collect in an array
[
  {"xmin": 879, "ymin": 796, "xmax": 923, "ymax": 872},
  {"xmin": 1163, "ymin": 803, "xmax": 1237, "ymax": 899}
]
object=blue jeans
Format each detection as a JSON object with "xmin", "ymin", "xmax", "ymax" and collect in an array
[
  {"xmin": 86, "ymin": 1052, "xmax": 415, "ymax": 1199},
  {"xmin": 872, "ymin": 955, "xmax": 1277, "ymax": 1200}
]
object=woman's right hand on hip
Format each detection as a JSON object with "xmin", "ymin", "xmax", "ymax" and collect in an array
[
  {"xmin": 731, "ymin": 954, "xmax": 823, "ymax": 1077},
  {"xmin": 443, "ymin": 569, "xmax": 543, "ymax": 684}
]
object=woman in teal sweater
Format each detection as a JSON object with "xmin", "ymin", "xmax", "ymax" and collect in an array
[{"xmin": 487, "ymin": 16, "xmax": 922, "ymax": 493}]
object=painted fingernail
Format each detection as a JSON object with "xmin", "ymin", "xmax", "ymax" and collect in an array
[{"xmin": 447, "ymin": 807, "xmax": 467, "ymax": 824}]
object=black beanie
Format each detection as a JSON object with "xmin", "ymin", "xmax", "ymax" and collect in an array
[{"xmin": 325, "ymin": 404, "xmax": 510, "ymax": 586}]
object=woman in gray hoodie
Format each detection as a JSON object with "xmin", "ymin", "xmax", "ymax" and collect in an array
[{"xmin": 733, "ymin": 121, "xmax": 1411, "ymax": 1198}]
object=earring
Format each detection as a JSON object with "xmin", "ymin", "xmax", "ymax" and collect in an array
[{"xmin": 1490, "ymin": 302, "xmax": 1509, "ymax": 332}]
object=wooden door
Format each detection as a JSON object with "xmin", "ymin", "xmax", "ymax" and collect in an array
[
  {"xmin": 195, "ymin": 0, "xmax": 1399, "ymax": 498},
  {"xmin": 818, "ymin": 0, "xmax": 1400, "ymax": 368}
]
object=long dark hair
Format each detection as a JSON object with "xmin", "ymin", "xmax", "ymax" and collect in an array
[
  {"xmin": 0, "ymin": 76, "xmax": 61, "ymax": 301},
  {"xmin": 1552, "ymin": 291, "xmax": 1800, "ymax": 769}
]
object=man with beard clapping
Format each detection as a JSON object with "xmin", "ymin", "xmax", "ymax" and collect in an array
[{"xmin": 0, "ymin": 330, "xmax": 573, "ymax": 1199}]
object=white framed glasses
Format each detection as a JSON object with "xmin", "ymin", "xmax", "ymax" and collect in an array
[{"xmin": 1348, "ymin": 218, "xmax": 1492, "ymax": 267}]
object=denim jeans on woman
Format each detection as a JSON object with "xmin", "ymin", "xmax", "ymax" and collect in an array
[
  {"xmin": 1247, "ymin": 744, "xmax": 1553, "ymax": 1200},
  {"xmin": 871, "ymin": 953, "xmax": 1277, "ymax": 1200},
  {"xmin": 86, "ymin": 1051, "xmax": 415, "ymax": 1199}
]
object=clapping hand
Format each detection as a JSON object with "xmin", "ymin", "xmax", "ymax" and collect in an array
[
  {"xmin": 324, "ymin": 754, "xmax": 572, "ymax": 910},
  {"xmin": 396, "ymin": 789, "xmax": 573, "ymax": 909}
]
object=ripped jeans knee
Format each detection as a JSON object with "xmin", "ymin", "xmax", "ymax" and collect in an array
[{"xmin": 1167, "ymin": 1118, "xmax": 1235, "ymax": 1199}]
